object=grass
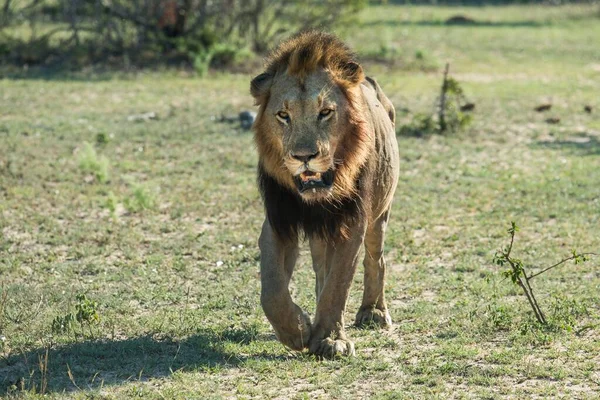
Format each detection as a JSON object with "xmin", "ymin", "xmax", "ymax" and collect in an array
[{"xmin": 1, "ymin": 3, "xmax": 600, "ymax": 399}]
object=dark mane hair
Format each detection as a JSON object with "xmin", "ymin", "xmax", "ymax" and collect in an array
[
  {"xmin": 265, "ymin": 30, "xmax": 364, "ymax": 84},
  {"xmin": 250, "ymin": 31, "xmax": 365, "ymax": 106},
  {"xmin": 258, "ymin": 164, "xmax": 370, "ymax": 243}
]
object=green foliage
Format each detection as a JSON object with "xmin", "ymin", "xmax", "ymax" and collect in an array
[
  {"xmin": 51, "ymin": 294, "xmax": 100, "ymax": 335},
  {"xmin": 78, "ymin": 142, "xmax": 110, "ymax": 183},
  {"xmin": 187, "ymin": 41, "xmax": 258, "ymax": 76},
  {"xmin": 0, "ymin": 0, "xmax": 365, "ymax": 70},
  {"xmin": 124, "ymin": 184, "xmax": 157, "ymax": 213},
  {"xmin": 210, "ymin": 43, "xmax": 254, "ymax": 69},
  {"xmin": 96, "ymin": 132, "xmax": 110, "ymax": 145},
  {"xmin": 572, "ymin": 249, "xmax": 589, "ymax": 264},
  {"xmin": 193, "ymin": 50, "xmax": 213, "ymax": 77},
  {"xmin": 439, "ymin": 73, "xmax": 474, "ymax": 134},
  {"xmin": 398, "ymin": 69, "xmax": 473, "ymax": 137},
  {"xmin": 74, "ymin": 293, "xmax": 100, "ymax": 325},
  {"xmin": 398, "ymin": 113, "xmax": 437, "ymax": 137},
  {"xmin": 485, "ymin": 303, "xmax": 513, "ymax": 331},
  {"xmin": 494, "ymin": 221, "xmax": 595, "ymax": 329},
  {"xmin": 51, "ymin": 313, "xmax": 75, "ymax": 335},
  {"xmin": 105, "ymin": 191, "xmax": 118, "ymax": 218},
  {"xmin": 547, "ymin": 295, "xmax": 588, "ymax": 332},
  {"xmin": 494, "ymin": 222, "xmax": 523, "ymax": 283}
]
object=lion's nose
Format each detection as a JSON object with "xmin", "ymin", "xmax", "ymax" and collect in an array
[{"xmin": 291, "ymin": 149, "xmax": 319, "ymax": 164}]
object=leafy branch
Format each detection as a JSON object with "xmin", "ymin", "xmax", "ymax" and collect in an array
[{"xmin": 493, "ymin": 222, "xmax": 597, "ymax": 325}]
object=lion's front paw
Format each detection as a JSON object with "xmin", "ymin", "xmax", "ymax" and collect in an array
[
  {"xmin": 271, "ymin": 308, "xmax": 312, "ymax": 351},
  {"xmin": 309, "ymin": 336, "xmax": 355, "ymax": 359},
  {"xmin": 355, "ymin": 306, "xmax": 392, "ymax": 329}
]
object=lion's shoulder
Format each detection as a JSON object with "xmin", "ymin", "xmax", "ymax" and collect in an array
[{"xmin": 362, "ymin": 76, "xmax": 395, "ymax": 125}]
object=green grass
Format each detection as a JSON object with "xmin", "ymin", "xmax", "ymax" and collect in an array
[{"xmin": 1, "ymin": 4, "xmax": 600, "ymax": 399}]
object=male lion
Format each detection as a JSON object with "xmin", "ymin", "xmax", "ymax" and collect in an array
[{"xmin": 251, "ymin": 31, "xmax": 399, "ymax": 358}]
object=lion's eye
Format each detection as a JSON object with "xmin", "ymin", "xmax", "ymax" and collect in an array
[
  {"xmin": 276, "ymin": 111, "xmax": 290, "ymax": 122},
  {"xmin": 319, "ymin": 109, "xmax": 334, "ymax": 119}
]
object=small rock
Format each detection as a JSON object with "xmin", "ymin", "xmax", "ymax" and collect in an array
[
  {"xmin": 239, "ymin": 111, "xmax": 257, "ymax": 130},
  {"xmin": 460, "ymin": 103, "xmax": 475, "ymax": 112},
  {"xmin": 534, "ymin": 104, "xmax": 552, "ymax": 112}
]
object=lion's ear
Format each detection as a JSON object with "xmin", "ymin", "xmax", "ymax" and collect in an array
[
  {"xmin": 250, "ymin": 72, "xmax": 273, "ymax": 105},
  {"xmin": 340, "ymin": 61, "xmax": 365, "ymax": 86}
]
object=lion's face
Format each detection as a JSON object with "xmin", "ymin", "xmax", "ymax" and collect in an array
[
  {"xmin": 257, "ymin": 69, "xmax": 356, "ymax": 202},
  {"xmin": 252, "ymin": 32, "xmax": 371, "ymax": 204}
]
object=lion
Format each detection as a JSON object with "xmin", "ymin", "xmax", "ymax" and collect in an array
[{"xmin": 250, "ymin": 31, "xmax": 399, "ymax": 358}]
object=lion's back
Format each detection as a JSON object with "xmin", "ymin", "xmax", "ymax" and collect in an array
[{"xmin": 361, "ymin": 77, "xmax": 400, "ymax": 220}]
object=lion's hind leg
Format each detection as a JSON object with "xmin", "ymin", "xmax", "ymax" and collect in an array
[{"xmin": 355, "ymin": 211, "xmax": 393, "ymax": 329}]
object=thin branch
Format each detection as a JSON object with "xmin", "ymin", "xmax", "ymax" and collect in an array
[
  {"xmin": 19, "ymin": 0, "xmax": 42, "ymax": 12},
  {"xmin": 102, "ymin": 3, "xmax": 156, "ymax": 31},
  {"xmin": 497, "ymin": 222, "xmax": 596, "ymax": 326},
  {"xmin": 528, "ymin": 252, "xmax": 599, "ymax": 280},
  {"xmin": 523, "ymin": 276, "xmax": 546, "ymax": 324},
  {"xmin": 2, "ymin": 0, "xmax": 12, "ymax": 16},
  {"xmin": 516, "ymin": 277, "xmax": 545, "ymax": 324}
]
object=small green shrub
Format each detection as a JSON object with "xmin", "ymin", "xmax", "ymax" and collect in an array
[
  {"xmin": 190, "ymin": 43, "xmax": 253, "ymax": 76},
  {"xmin": 75, "ymin": 293, "xmax": 100, "ymax": 325},
  {"xmin": 547, "ymin": 295, "xmax": 588, "ymax": 332},
  {"xmin": 124, "ymin": 184, "xmax": 157, "ymax": 213},
  {"xmin": 51, "ymin": 313, "xmax": 75, "ymax": 334},
  {"xmin": 439, "ymin": 75, "xmax": 473, "ymax": 133},
  {"xmin": 78, "ymin": 142, "xmax": 110, "ymax": 183},
  {"xmin": 397, "ymin": 65, "xmax": 473, "ymax": 137},
  {"xmin": 210, "ymin": 43, "xmax": 253, "ymax": 68},
  {"xmin": 96, "ymin": 132, "xmax": 110, "ymax": 145},
  {"xmin": 51, "ymin": 293, "xmax": 100, "ymax": 335},
  {"xmin": 486, "ymin": 303, "xmax": 513, "ymax": 331},
  {"xmin": 398, "ymin": 113, "xmax": 437, "ymax": 137},
  {"xmin": 105, "ymin": 191, "xmax": 118, "ymax": 218},
  {"xmin": 193, "ymin": 49, "xmax": 213, "ymax": 77}
]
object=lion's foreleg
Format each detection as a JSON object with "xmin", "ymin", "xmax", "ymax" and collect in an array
[
  {"xmin": 259, "ymin": 220, "xmax": 311, "ymax": 351},
  {"xmin": 309, "ymin": 236, "xmax": 330, "ymax": 302},
  {"xmin": 355, "ymin": 210, "xmax": 392, "ymax": 329},
  {"xmin": 308, "ymin": 224, "xmax": 366, "ymax": 358}
]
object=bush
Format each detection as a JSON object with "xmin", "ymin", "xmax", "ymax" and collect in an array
[
  {"xmin": 398, "ymin": 64, "xmax": 474, "ymax": 137},
  {"xmin": 78, "ymin": 142, "xmax": 110, "ymax": 183},
  {"xmin": 0, "ymin": 0, "xmax": 366, "ymax": 70}
]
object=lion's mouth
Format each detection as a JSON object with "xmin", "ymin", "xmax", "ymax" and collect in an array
[{"xmin": 294, "ymin": 169, "xmax": 334, "ymax": 193}]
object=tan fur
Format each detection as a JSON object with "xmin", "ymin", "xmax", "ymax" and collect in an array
[{"xmin": 252, "ymin": 31, "xmax": 400, "ymax": 358}]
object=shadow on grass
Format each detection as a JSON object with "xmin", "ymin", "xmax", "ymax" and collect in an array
[
  {"xmin": 0, "ymin": 330, "xmax": 287, "ymax": 395},
  {"xmin": 532, "ymin": 134, "xmax": 600, "ymax": 156},
  {"xmin": 362, "ymin": 19, "xmax": 547, "ymax": 28}
]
